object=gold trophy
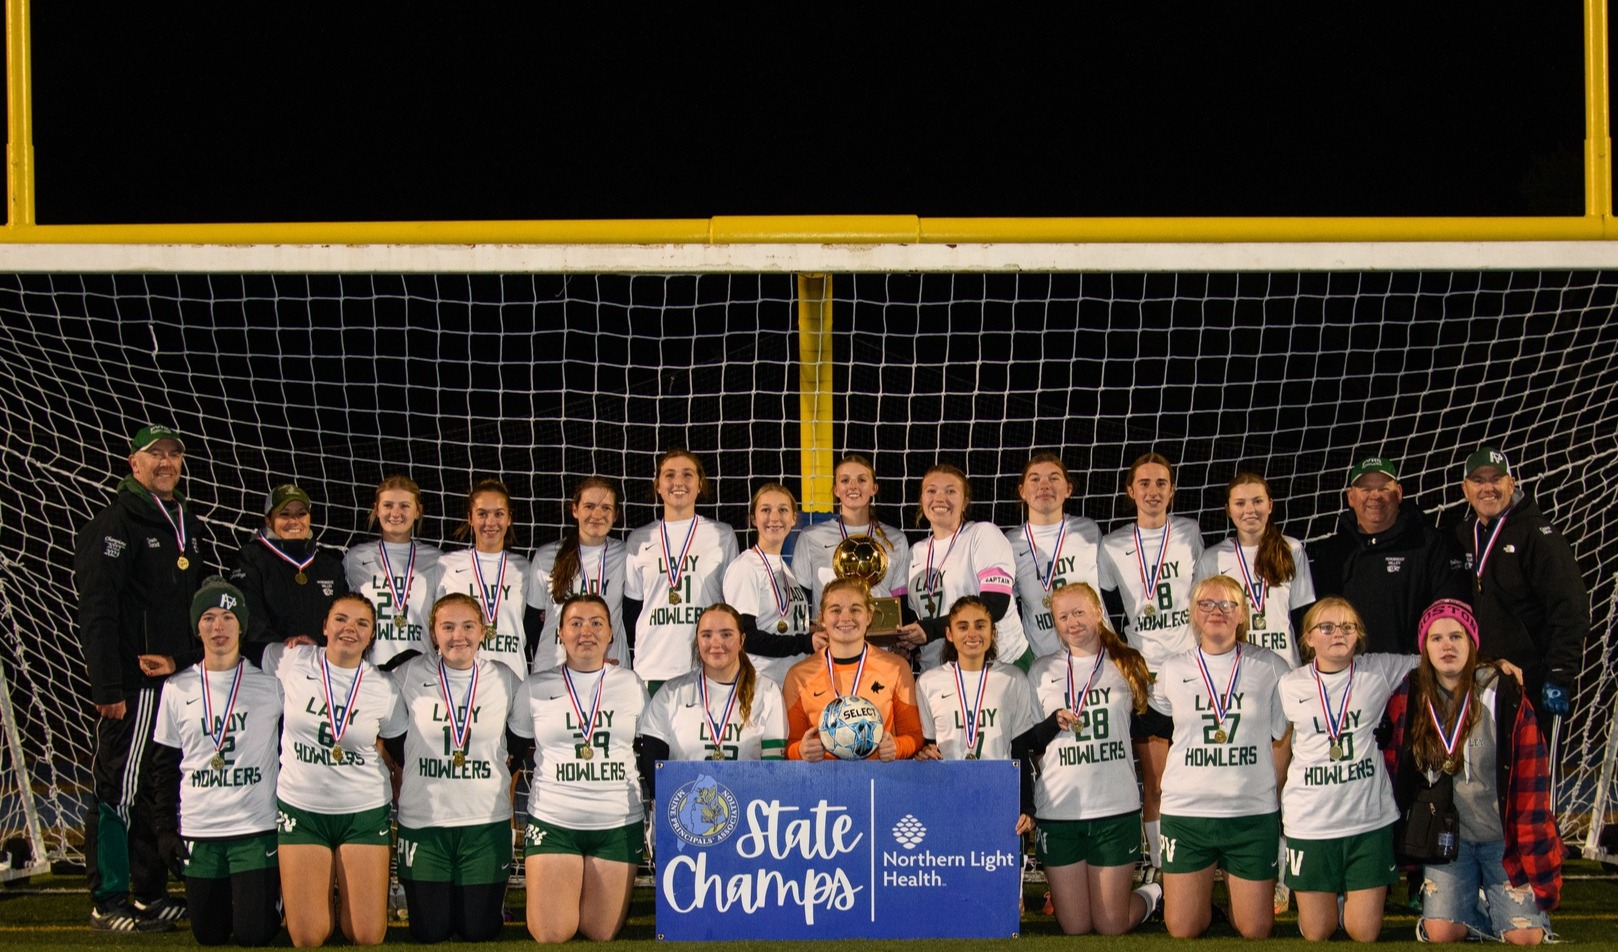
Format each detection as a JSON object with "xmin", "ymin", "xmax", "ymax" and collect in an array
[{"xmin": 832, "ymin": 534, "xmax": 903, "ymax": 644}]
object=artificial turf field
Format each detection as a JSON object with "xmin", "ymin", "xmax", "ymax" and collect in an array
[{"xmin": 2, "ymin": 862, "xmax": 1614, "ymax": 950}]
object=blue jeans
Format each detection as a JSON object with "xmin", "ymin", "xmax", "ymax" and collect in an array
[{"xmin": 1420, "ymin": 838, "xmax": 1550, "ymax": 940}]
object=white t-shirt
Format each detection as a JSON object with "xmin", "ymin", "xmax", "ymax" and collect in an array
[
  {"xmin": 153, "ymin": 660, "xmax": 282, "ymax": 837},
  {"xmin": 1278, "ymin": 653, "xmax": 1419, "ymax": 840},
  {"xmin": 1193, "ymin": 536, "xmax": 1317, "ymax": 669},
  {"xmin": 905, "ymin": 522, "xmax": 1030, "ymax": 670},
  {"xmin": 790, "ymin": 517, "xmax": 911, "ymax": 611},
  {"xmin": 343, "ymin": 539, "xmax": 444, "ymax": 668},
  {"xmin": 527, "ymin": 537, "xmax": 629, "ymax": 670},
  {"xmin": 393, "ymin": 654, "xmax": 521, "ymax": 828},
  {"xmin": 639, "ymin": 668, "xmax": 788, "ymax": 761},
  {"xmin": 1028, "ymin": 649, "xmax": 1142, "ymax": 821},
  {"xmin": 1150, "ymin": 643, "xmax": 1292, "ymax": 818},
  {"xmin": 262, "ymin": 643, "xmax": 406, "ymax": 814},
  {"xmin": 1007, "ymin": 516, "xmax": 1104, "ymax": 660},
  {"xmin": 1097, "ymin": 516, "xmax": 1205, "ymax": 672},
  {"xmin": 915, "ymin": 661, "xmax": 1040, "ymax": 760},
  {"xmin": 435, "ymin": 548, "xmax": 532, "ymax": 679},
  {"xmin": 722, "ymin": 548, "xmax": 812, "ymax": 684},
  {"xmin": 509, "ymin": 664, "xmax": 648, "ymax": 830},
  {"xmin": 623, "ymin": 517, "xmax": 738, "ymax": 682}
]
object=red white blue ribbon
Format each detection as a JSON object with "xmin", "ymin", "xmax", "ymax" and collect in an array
[
  {"xmin": 699, "ymin": 673, "xmax": 741, "ymax": 754},
  {"xmin": 1134, "ymin": 522, "xmax": 1171, "ymax": 612},
  {"xmin": 1232, "ymin": 544, "xmax": 1267, "ymax": 617},
  {"xmin": 825, "ymin": 645, "xmax": 869, "ymax": 700},
  {"xmin": 1195, "ymin": 643, "xmax": 1243, "ymax": 730},
  {"xmin": 438, "ymin": 658, "xmax": 479, "ymax": 755},
  {"xmin": 1023, "ymin": 519, "xmax": 1069, "ymax": 602},
  {"xmin": 561, "ymin": 665, "xmax": 606, "ymax": 749},
  {"xmin": 1065, "ymin": 647, "xmax": 1107, "ymax": 725},
  {"xmin": 258, "ymin": 533, "xmax": 316, "ymax": 574},
  {"xmin": 1310, "ymin": 659, "xmax": 1355, "ymax": 748},
  {"xmin": 200, "ymin": 661, "xmax": 244, "ymax": 762},
  {"xmin": 660, "ymin": 517, "xmax": 700, "ymax": 599},
  {"xmin": 376, "ymin": 541, "xmax": 416, "ymax": 620},
  {"xmin": 320, "ymin": 650, "xmax": 365, "ymax": 754},
  {"xmin": 470, "ymin": 551, "xmax": 508, "ymax": 627},
  {"xmin": 923, "ymin": 524, "xmax": 964, "ymax": 611},
  {"xmin": 953, "ymin": 660, "xmax": 991, "ymax": 754}
]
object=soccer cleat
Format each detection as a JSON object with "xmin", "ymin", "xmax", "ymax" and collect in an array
[
  {"xmin": 91, "ymin": 900, "xmax": 174, "ymax": 933},
  {"xmin": 132, "ymin": 894, "xmax": 188, "ymax": 923}
]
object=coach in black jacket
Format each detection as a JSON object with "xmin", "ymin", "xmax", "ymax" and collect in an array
[
  {"xmin": 73, "ymin": 424, "xmax": 204, "ymax": 930},
  {"xmin": 1307, "ymin": 456, "xmax": 1472, "ymax": 656},
  {"xmin": 1456, "ymin": 446, "xmax": 1589, "ymax": 731}
]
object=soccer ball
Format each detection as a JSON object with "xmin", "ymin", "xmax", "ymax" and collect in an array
[{"xmin": 817, "ymin": 696, "xmax": 885, "ymax": 760}]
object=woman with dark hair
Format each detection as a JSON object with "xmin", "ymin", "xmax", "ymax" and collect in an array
[
  {"xmin": 1008, "ymin": 452, "xmax": 1104, "ymax": 661},
  {"xmin": 790, "ymin": 453, "xmax": 910, "ymax": 612},
  {"xmin": 1194, "ymin": 472, "xmax": 1316, "ymax": 669},
  {"xmin": 435, "ymin": 479, "xmax": 531, "ymax": 679},
  {"xmin": 527, "ymin": 477, "xmax": 628, "ymax": 670},
  {"xmin": 231, "ymin": 483, "xmax": 348, "ymax": 648}
]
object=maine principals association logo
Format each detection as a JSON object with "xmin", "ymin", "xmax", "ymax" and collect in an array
[{"xmin": 666, "ymin": 773, "xmax": 741, "ymax": 848}]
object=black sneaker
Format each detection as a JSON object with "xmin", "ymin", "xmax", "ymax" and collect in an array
[
  {"xmin": 91, "ymin": 900, "xmax": 173, "ymax": 933},
  {"xmin": 132, "ymin": 895, "xmax": 188, "ymax": 923}
]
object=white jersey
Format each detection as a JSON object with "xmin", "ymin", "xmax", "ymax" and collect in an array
[
  {"xmin": 394, "ymin": 655, "xmax": 522, "ymax": 829},
  {"xmin": 1007, "ymin": 516, "xmax": 1104, "ymax": 660},
  {"xmin": 623, "ymin": 517, "xmax": 738, "ymax": 682},
  {"xmin": 1278, "ymin": 653, "xmax": 1419, "ymax": 840},
  {"xmin": 1193, "ymin": 537, "xmax": 1316, "ymax": 669},
  {"xmin": 435, "ymin": 548, "xmax": 532, "ymax": 679},
  {"xmin": 262, "ymin": 643, "xmax": 406, "ymax": 814},
  {"xmin": 905, "ymin": 522, "xmax": 1030, "ymax": 670},
  {"xmin": 527, "ymin": 538, "xmax": 629, "ymax": 671},
  {"xmin": 639, "ymin": 668, "xmax": 788, "ymax": 760},
  {"xmin": 915, "ymin": 662, "xmax": 1040, "ymax": 760},
  {"xmin": 509, "ymin": 664, "xmax": 648, "ymax": 830},
  {"xmin": 1097, "ymin": 516, "xmax": 1205, "ymax": 672},
  {"xmin": 1150, "ymin": 644, "xmax": 1292, "ymax": 818},
  {"xmin": 1028, "ymin": 649, "xmax": 1142, "ymax": 820},
  {"xmin": 722, "ymin": 549, "xmax": 812, "ymax": 684},
  {"xmin": 790, "ymin": 517, "xmax": 911, "ymax": 611},
  {"xmin": 343, "ymin": 539, "xmax": 444, "ymax": 668},
  {"xmin": 154, "ymin": 660, "xmax": 282, "ymax": 838}
]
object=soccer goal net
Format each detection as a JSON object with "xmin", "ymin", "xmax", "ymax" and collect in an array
[{"xmin": 0, "ymin": 267, "xmax": 1613, "ymax": 869}]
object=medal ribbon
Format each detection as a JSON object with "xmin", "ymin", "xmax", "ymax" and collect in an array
[
  {"xmin": 824, "ymin": 645, "xmax": 869, "ymax": 700},
  {"xmin": 376, "ymin": 541, "xmax": 416, "ymax": 620},
  {"xmin": 1023, "ymin": 520, "xmax": 1069, "ymax": 601},
  {"xmin": 1471, "ymin": 506, "xmax": 1514, "ymax": 583},
  {"xmin": 152, "ymin": 494, "xmax": 188, "ymax": 556},
  {"xmin": 258, "ymin": 533, "xmax": 317, "ymax": 574},
  {"xmin": 1232, "ymin": 544, "xmax": 1268, "ymax": 616},
  {"xmin": 1065, "ymin": 647, "xmax": 1107, "ymax": 724},
  {"xmin": 470, "ymin": 550, "xmax": 508, "ymax": 627},
  {"xmin": 200, "ymin": 661, "xmax": 244, "ymax": 762},
  {"xmin": 1310, "ymin": 660, "xmax": 1355, "ymax": 748},
  {"xmin": 923, "ymin": 524, "xmax": 964, "ymax": 612},
  {"xmin": 437, "ymin": 659, "xmax": 479, "ymax": 755},
  {"xmin": 660, "ymin": 516, "xmax": 701, "ymax": 599},
  {"xmin": 698, "ymin": 673, "xmax": 741, "ymax": 753},
  {"xmin": 561, "ymin": 665, "xmax": 606, "ymax": 750},
  {"xmin": 584, "ymin": 542, "xmax": 608, "ymax": 595},
  {"xmin": 752, "ymin": 546, "xmax": 791, "ymax": 619},
  {"xmin": 320, "ymin": 651, "xmax": 365, "ymax": 753},
  {"xmin": 1133, "ymin": 522, "xmax": 1171, "ymax": 612},
  {"xmin": 1194, "ymin": 644, "xmax": 1243, "ymax": 728},
  {"xmin": 952, "ymin": 661, "xmax": 991, "ymax": 754},
  {"xmin": 1427, "ymin": 689, "xmax": 1472, "ymax": 768}
]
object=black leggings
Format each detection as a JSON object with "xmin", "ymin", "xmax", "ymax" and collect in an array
[
  {"xmin": 185, "ymin": 867, "xmax": 281, "ymax": 946},
  {"xmin": 401, "ymin": 879, "xmax": 507, "ymax": 942}
]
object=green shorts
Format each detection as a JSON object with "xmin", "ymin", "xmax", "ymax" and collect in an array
[
  {"xmin": 397, "ymin": 820, "xmax": 512, "ymax": 885},
  {"xmin": 523, "ymin": 818, "xmax": 644, "ymax": 865},
  {"xmin": 275, "ymin": 800, "xmax": 392, "ymax": 849},
  {"xmin": 1160, "ymin": 812, "xmax": 1280, "ymax": 881},
  {"xmin": 182, "ymin": 830, "xmax": 279, "ymax": 879},
  {"xmin": 1283, "ymin": 824, "xmax": 1398, "ymax": 894},
  {"xmin": 1035, "ymin": 811, "xmax": 1141, "ymax": 869}
]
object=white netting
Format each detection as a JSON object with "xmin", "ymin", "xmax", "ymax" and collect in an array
[{"xmin": 0, "ymin": 269, "xmax": 1613, "ymax": 868}]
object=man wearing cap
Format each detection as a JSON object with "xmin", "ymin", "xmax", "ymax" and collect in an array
[
  {"xmin": 1457, "ymin": 446, "xmax": 1589, "ymax": 734},
  {"xmin": 228, "ymin": 482, "xmax": 347, "ymax": 647},
  {"xmin": 73, "ymin": 424, "xmax": 205, "ymax": 930},
  {"xmin": 1307, "ymin": 455, "xmax": 1471, "ymax": 656}
]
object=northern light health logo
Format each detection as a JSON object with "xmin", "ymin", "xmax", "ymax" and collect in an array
[
  {"xmin": 666, "ymin": 773, "xmax": 740, "ymax": 848},
  {"xmin": 891, "ymin": 814, "xmax": 927, "ymax": 850}
]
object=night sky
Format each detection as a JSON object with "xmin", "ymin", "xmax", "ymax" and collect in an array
[{"xmin": 24, "ymin": 7, "xmax": 1592, "ymax": 225}]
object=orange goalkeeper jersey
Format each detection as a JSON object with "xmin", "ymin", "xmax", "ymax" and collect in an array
[{"xmin": 782, "ymin": 647, "xmax": 924, "ymax": 761}]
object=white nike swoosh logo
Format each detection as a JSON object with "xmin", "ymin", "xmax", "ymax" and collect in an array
[{"xmin": 266, "ymin": 849, "xmax": 277, "ymax": 857}]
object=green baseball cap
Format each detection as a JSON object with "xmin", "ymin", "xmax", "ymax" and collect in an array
[
  {"xmin": 1346, "ymin": 456, "xmax": 1398, "ymax": 487},
  {"xmin": 1463, "ymin": 446, "xmax": 1512, "ymax": 478},
  {"xmin": 129, "ymin": 424, "xmax": 185, "ymax": 454},
  {"xmin": 264, "ymin": 483, "xmax": 312, "ymax": 515}
]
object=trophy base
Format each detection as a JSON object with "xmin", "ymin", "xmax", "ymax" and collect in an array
[{"xmin": 864, "ymin": 596, "xmax": 903, "ymax": 646}]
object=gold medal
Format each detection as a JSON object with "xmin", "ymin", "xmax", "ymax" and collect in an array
[
  {"xmin": 709, "ymin": 749, "xmax": 726, "ymax": 761},
  {"xmin": 1213, "ymin": 728, "xmax": 1228, "ymax": 744},
  {"xmin": 776, "ymin": 621, "xmax": 788, "ymax": 633},
  {"xmin": 965, "ymin": 753, "xmax": 978, "ymax": 760},
  {"xmin": 210, "ymin": 753, "xmax": 225, "ymax": 770},
  {"xmin": 1442, "ymin": 757, "xmax": 1460, "ymax": 775},
  {"xmin": 576, "ymin": 744, "xmax": 594, "ymax": 760},
  {"xmin": 393, "ymin": 614, "xmax": 407, "ymax": 628},
  {"xmin": 176, "ymin": 555, "xmax": 190, "ymax": 571},
  {"xmin": 1250, "ymin": 613, "xmax": 1267, "ymax": 630},
  {"xmin": 453, "ymin": 750, "xmax": 466, "ymax": 767},
  {"xmin": 668, "ymin": 590, "xmax": 681, "ymax": 605},
  {"xmin": 295, "ymin": 571, "xmax": 308, "ymax": 585},
  {"xmin": 1328, "ymin": 742, "xmax": 1344, "ymax": 762},
  {"xmin": 1143, "ymin": 603, "xmax": 1156, "ymax": 617},
  {"xmin": 1041, "ymin": 594, "xmax": 1053, "ymax": 611},
  {"xmin": 331, "ymin": 746, "xmax": 346, "ymax": 763},
  {"xmin": 485, "ymin": 624, "xmax": 498, "ymax": 639}
]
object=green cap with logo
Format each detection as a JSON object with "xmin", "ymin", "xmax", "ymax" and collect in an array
[
  {"xmin": 1346, "ymin": 456, "xmax": 1398, "ymax": 487},
  {"xmin": 191, "ymin": 575, "xmax": 249, "ymax": 634},
  {"xmin": 264, "ymin": 483, "xmax": 312, "ymax": 515},
  {"xmin": 129, "ymin": 424, "xmax": 185, "ymax": 454},
  {"xmin": 1463, "ymin": 446, "xmax": 1512, "ymax": 478}
]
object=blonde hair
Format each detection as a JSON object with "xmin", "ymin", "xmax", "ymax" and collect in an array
[
  {"xmin": 1299, "ymin": 596, "xmax": 1368, "ymax": 661},
  {"xmin": 1190, "ymin": 575, "xmax": 1250, "ymax": 646},
  {"xmin": 693, "ymin": 603, "xmax": 759, "ymax": 724}
]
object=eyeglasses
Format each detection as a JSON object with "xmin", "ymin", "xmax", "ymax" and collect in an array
[
  {"xmin": 1312, "ymin": 622, "xmax": 1360, "ymax": 636},
  {"xmin": 1195, "ymin": 599, "xmax": 1239, "ymax": 614}
]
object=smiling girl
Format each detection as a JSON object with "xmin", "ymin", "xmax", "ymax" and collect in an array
[
  {"xmin": 343, "ymin": 475, "xmax": 444, "ymax": 670},
  {"xmin": 722, "ymin": 483, "xmax": 818, "ymax": 684},
  {"xmin": 1194, "ymin": 473, "xmax": 1316, "ymax": 668},
  {"xmin": 527, "ymin": 478, "xmax": 629, "ymax": 671},
  {"xmin": 435, "ymin": 480, "xmax": 532, "ymax": 679}
]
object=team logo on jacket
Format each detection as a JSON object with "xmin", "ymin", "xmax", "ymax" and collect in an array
[
  {"xmin": 1384, "ymin": 556, "xmax": 1405, "ymax": 574},
  {"xmin": 667, "ymin": 774, "xmax": 740, "ymax": 848},
  {"xmin": 103, "ymin": 536, "xmax": 126, "ymax": 558}
]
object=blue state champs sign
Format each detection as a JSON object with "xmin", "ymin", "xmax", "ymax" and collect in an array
[{"xmin": 654, "ymin": 760, "xmax": 1022, "ymax": 941}]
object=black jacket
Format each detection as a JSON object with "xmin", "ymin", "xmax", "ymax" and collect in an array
[
  {"xmin": 74, "ymin": 476, "xmax": 205, "ymax": 705},
  {"xmin": 229, "ymin": 534, "xmax": 348, "ymax": 645},
  {"xmin": 1457, "ymin": 493, "xmax": 1588, "ymax": 687},
  {"xmin": 1307, "ymin": 500, "xmax": 1471, "ymax": 655}
]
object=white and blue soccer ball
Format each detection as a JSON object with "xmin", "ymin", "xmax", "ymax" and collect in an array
[{"xmin": 817, "ymin": 696, "xmax": 885, "ymax": 760}]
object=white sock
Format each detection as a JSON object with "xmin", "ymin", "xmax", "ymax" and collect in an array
[
  {"xmin": 1133, "ymin": 882, "xmax": 1162, "ymax": 924},
  {"xmin": 1144, "ymin": 819, "xmax": 1162, "ymax": 867}
]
